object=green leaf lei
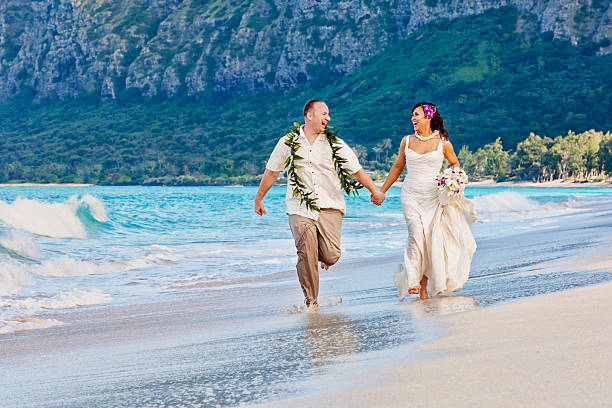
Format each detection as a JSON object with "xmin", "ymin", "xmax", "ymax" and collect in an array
[{"xmin": 283, "ymin": 122, "xmax": 363, "ymax": 212}]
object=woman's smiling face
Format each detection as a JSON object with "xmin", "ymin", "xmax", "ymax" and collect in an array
[{"xmin": 411, "ymin": 106, "xmax": 430, "ymax": 134}]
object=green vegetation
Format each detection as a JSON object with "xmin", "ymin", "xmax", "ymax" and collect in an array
[
  {"xmin": 0, "ymin": 7, "xmax": 610, "ymax": 184},
  {"xmin": 455, "ymin": 129, "xmax": 611, "ymax": 182},
  {"xmin": 359, "ymin": 130, "xmax": 611, "ymax": 183}
]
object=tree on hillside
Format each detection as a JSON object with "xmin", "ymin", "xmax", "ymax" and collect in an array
[
  {"xmin": 599, "ymin": 134, "xmax": 612, "ymax": 175},
  {"xmin": 546, "ymin": 130, "xmax": 606, "ymax": 180},
  {"xmin": 372, "ymin": 144, "xmax": 383, "ymax": 163},
  {"xmin": 512, "ymin": 133, "xmax": 552, "ymax": 181},
  {"xmin": 352, "ymin": 144, "xmax": 369, "ymax": 164},
  {"xmin": 380, "ymin": 138, "xmax": 393, "ymax": 162},
  {"xmin": 548, "ymin": 135, "xmax": 570, "ymax": 180},
  {"xmin": 482, "ymin": 138, "xmax": 510, "ymax": 181},
  {"xmin": 457, "ymin": 145, "xmax": 475, "ymax": 175},
  {"xmin": 457, "ymin": 145, "xmax": 488, "ymax": 180},
  {"xmin": 580, "ymin": 129, "xmax": 606, "ymax": 178},
  {"xmin": 372, "ymin": 139, "xmax": 393, "ymax": 163}
]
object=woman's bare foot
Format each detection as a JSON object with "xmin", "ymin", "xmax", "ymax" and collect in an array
[
  {"xmin": 408, "ymin": 287, "xmax": 419, "ymax": 294},
  {"xmin": 419, "ymin": 275, "xmax": 429, "ymax": 300},
  {"xmin": 419, "ymin": 287, "xmax": 429, "ymax": 300}
]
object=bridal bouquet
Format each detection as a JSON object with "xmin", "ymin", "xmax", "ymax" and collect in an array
[{"xmin": 436, "ymin": 167, "xmax": 468, "ymax": 204}]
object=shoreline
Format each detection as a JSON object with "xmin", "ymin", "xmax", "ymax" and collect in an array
[
  {"xmin": 2, "ymin": 247, "xmax": 611, "ymax": 407},
  {"xmin": 387, "ymin": 179, "xmax": 612, "ymax": 188},
  {"xmin": 0, "ymin": 183, "xmax": 94, "ymax": 187},
  {"xmin": 0, "ymin": 179, "xmax": 610, "ymax": 188},
  {"xmin": 257, "ymin": 279, "xmax": 612, "ymax": 407},
  {"xmin": 468, "ymin": 179, "xmax": 612, "ymax": 187}
]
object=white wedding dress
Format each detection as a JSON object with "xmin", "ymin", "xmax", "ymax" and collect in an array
[{"xmin": 393, "ymin": 135, "xmax": 477, "ymax": 299}]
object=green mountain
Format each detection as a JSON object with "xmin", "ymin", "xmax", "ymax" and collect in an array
[
  {"xmin": 0, "ymin": 6, "xmax": 611, "ymax": 184},
  {"xmin": 2, "ymin": 0, "xmax": 610, "ymax": 101}
]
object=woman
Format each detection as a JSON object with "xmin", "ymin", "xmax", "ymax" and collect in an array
[{"xmin": 378, "ymin": 102, "xmax": 477, "ymax": 300}]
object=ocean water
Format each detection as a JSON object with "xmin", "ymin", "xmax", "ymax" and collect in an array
[
  {"xmin": 0, "ymin": 184, "xmax": 610, "ymax": 335},
  {"xmin": 1, "ymin": 185, "xmax": 612, "ymax": 407}
]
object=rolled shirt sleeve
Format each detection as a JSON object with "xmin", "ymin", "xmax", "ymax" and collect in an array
[
  {"xmin": 338, "ymin": 139, "xmax": 363, "ymax": 174},
  {"xmin": 265, "ymin": 136, "xmax": 290, "ymax": 172}
]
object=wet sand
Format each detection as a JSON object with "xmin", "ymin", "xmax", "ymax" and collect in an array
[
  {"xmin": 258, "ymin": 277, "xmax": 612, "ymax": 407},
  {"xmin": 3, "ymin": 247, "xmax": 609, "ymax": 407}
]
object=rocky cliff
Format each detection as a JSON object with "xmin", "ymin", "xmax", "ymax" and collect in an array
[{"xmin": 0, "ymin": 0, "xmax": 610, "ymax": 102}]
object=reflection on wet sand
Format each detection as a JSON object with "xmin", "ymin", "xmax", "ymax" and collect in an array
[
  {"xmin": 303, "ymin": 313, "xmax": 358, "ymax": 367},
  {"xmin": 405, "ymin": 295, "xmax": 480, "ymax": 318}
]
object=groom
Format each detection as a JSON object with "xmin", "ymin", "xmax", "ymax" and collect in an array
[{"xmin": 254, "ymin": 100, "xmax": 385, "ymax": 310}]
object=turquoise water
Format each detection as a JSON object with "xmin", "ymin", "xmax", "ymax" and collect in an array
[
  {"xmin": 1, "ymin": 184, "xmax": 612, "ymax": 407},
  {"xmin": 0, "ymin": 185, "xmax": 610, "ymax": 334}
]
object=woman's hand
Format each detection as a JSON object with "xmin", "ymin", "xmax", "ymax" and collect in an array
[{"xmin": 371, "ymin": 190, "xmax": 385, "ymax": 206}]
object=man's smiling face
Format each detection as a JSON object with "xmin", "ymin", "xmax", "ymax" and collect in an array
[{"xmin": 308, "ymin": 102, "xmax": 330, "ymax": 133}]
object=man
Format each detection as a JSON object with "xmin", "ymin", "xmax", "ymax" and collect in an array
[{"xmin": 254, "ymin": 100, "xmax": 385, "ymax": 310}]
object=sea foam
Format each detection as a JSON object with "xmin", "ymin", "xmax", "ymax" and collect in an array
[
  {"xmin": 28, "ymin": 256, "xmax": 150, "ymax": 277},
  {"xmin": 0, "ymin": 230, "xmax": 43, "ymax": 259},
  {"xmin": 70, "ymin": 194, "xmax": 109, "ymax": 222},
  {"xmin": 0, "ymin": 194, "xmax": 108, "ymax": 238},
  {"xmin": 471, "ymin": 191, "xmax": 578, "ymax": 223},
  {"xmin": 0, "ymin": 288, "xmax": 112, "ymax": 311},
  {"xmin": 0, "ymin": 262, "xmax": 36, "ymax": 296},
  {"xmin": 0, "ymin": 317, "xmax": 63, "ymax": 334},
  {"xmin": 473, "ymin": 191, "xmax": 541, "ymax": 214}
]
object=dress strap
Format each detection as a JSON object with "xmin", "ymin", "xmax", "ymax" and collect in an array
[{"xmin": 437, "ymin": 138, "xmax": 443, "ymax": 151}]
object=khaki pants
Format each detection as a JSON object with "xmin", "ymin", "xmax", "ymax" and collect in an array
[{"xmin": 289, "ymin": 209, "xmax": 343, "ymax": 304}]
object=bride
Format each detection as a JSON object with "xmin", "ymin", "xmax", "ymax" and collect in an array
[{"xmin": 377, "ymin": 102, "xmax": 477, "ymax": 300}]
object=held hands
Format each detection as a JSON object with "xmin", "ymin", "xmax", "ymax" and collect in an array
[
  {"xmin": 370, "ymin": 190, "xmax": 385, "ymax": 206},
  {"xmin": 256, "ymin": 187, "xmax": 384, "ymax": 212}
]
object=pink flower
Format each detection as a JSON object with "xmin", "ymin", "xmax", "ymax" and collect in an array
[{"xmin": 423, "ymin": 104, "xmax": 437, "ymax": 119}]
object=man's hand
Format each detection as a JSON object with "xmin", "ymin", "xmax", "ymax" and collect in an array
[
  {"xmin": 254, "ymin": 169, "xmax": 280, "ymax": 216},
  {"xmin": 370, "ymin": 190, "xmax": 385, "ymax": 206},
  {"xmin": 352, "ymin": 169, "xmax": 385, "ymax": 206},
  {"xmin": 254, "ymin": 199, "xmax": 266, "ymax": 216}
]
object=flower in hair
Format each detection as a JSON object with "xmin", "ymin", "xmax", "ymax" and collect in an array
[{"xmin": 423, "ymin": 104, "xmax": 437, "ymax": 119}]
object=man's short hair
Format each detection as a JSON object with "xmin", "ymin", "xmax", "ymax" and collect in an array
[{"xmin": 303, "ymin": 99, "xmax": 324, "ymax": 116}]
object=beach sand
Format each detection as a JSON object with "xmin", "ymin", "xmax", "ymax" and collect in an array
[{"xmin": 258, "ymin": 278, "xmax": 612, "ymax": 407}]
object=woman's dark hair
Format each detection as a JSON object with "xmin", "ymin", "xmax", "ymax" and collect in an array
[{"xmin": 412, "ymin": 102, "xmax": 449, "ymax": 139}]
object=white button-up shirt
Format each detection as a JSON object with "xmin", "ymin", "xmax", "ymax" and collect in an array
[{"xmin": 266, "ymin": 126, "xmax": 362, "ymax": 220}]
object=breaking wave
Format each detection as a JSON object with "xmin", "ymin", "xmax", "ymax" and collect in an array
[{"xmin": 0, "ymin": 194, "xmax": 108, "ymax": 238}]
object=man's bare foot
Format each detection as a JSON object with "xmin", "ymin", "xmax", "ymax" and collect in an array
[
  {"xmin": 320, "ymin": 262, "xmax": 330, "ymax": 270},
  {"xmin": 305, "ymin": 299, "xmax": 319, "ymax": 312},
  {"xmin": 408, "ymin": 287, "xmax": 419, "ymax": 294}
]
